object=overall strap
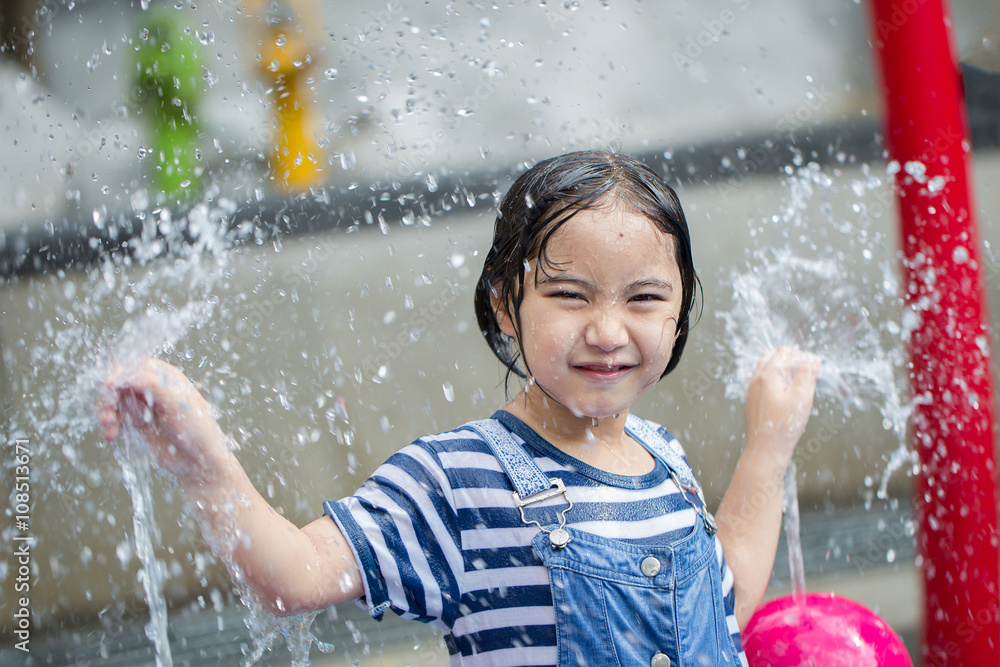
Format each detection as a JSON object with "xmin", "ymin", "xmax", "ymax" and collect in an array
[
  {"xmin": 462, "ymin": 418, "xmax": 574, "ymax": 549},
  {"xmin": 625, "ymin": 414, "xmax": 718, "ymax": 535},
  {"xmin": 461, "ymin": 419, "xmax": 552, "ymax": 500},
  {"xmin": 624, "ymin": 413, "xmax": 697, "ymax": 487}
]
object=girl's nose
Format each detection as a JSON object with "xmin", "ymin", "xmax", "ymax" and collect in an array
[{"xmin": 585, "ymin": 310, "xmax": 628, "ymax": 351}]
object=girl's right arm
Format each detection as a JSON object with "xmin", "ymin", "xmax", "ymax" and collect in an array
[{"xmin": 97, "ymin": 358, "xmax": 364, "ymax": 616}]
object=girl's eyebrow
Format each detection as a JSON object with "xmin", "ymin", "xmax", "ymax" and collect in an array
[
  {"xmin": 626, "ymin": 278, "xmax": 675, "ymax": 293},
  {"xmin": 537, "ymin": 275, "xmax": 674, "ymax": 293},
  {"xmin": 536, "ymin": 274, "xmax": 594, "ymax": 288}
]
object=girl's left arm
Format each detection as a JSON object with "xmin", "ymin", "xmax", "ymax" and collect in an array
[{"xmin": 714, "ymin": 346, "xmax": 820, "ymax": 631}]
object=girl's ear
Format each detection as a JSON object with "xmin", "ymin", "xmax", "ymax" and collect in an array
[{"xmin": 490, "ymin": 283, "xmax": 517, "ymax": 338}]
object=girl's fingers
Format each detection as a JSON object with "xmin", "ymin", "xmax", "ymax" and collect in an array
[
  {"xmin": 96, "ymin": 359, "xmax": 157, "ymax": 439},
  {"xmin": 95, "ymin": 381, "xmax": 121, "ymax": 440},
  {"xmin": 747, "ymin": 347, "xmax": 821, "ymax": 411},
  {"xmin": 753, "ymin": 347, "xmax": 779, "ymax": 374}
]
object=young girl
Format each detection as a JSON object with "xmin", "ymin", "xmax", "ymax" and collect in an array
[{"xmin": 98, "ymin": 150, "xmax": 819, "ymax": 666}]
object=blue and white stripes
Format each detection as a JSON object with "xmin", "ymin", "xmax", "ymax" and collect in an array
[{"xmin": 325, "ymin": 411, "xmax": 745, "ymax": 666}]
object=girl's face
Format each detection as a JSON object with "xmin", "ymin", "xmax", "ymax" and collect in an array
[{"xmin": 500, "ymin": 203, "xmax": 683, "ymax": 422}]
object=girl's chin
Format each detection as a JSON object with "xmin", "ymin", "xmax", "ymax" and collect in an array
[
  {"xmin": 522, "ymin": 385, "xmax": 638, "ymax": 422},
  {"xmin": 564, "ymin": 404, "xmax": 630, "ymax": 421}
]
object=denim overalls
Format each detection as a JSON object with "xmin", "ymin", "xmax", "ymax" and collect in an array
[{"xmin": 463, "ymin": 416, "xmax": 740, "ymax": 667}]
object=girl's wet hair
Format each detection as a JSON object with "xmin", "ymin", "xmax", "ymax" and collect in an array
[{"xmin": 475, "ymin": 150, "xmax": 701, "ymax": 387}]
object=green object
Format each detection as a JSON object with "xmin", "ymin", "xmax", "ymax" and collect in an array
[{"xmin": 136, "ymin": 6, "xmax": 204, "ymax": 207}]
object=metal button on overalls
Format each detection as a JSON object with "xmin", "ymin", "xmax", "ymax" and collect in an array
[
  {"xmin": 641, "ymin": 556, "xmax": 662, "ymax": 577},
  {"xmin": 651, "ymin": 651, "xmax": 671, "ymax": 667}
]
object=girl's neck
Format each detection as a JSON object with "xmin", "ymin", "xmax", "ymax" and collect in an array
[{"xmin": 503, "ymin": 389, "xmax": 654, "ymax": 476}]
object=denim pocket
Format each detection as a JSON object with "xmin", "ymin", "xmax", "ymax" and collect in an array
[
  {"xmin": 536, "ymin": 527, "xmax": 735, "ymax": 667},
  {"xmin": 675, "ymin": 561, "xmax": 738, "ymax": 665}
]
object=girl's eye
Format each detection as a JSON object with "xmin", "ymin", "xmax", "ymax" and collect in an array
[
  {"xmin": 631, "ymin": 294, "xmax": 664, "ymax": 302},
  {"xmin": 552, "ymin": 291, "xmax": 583, "ymax": 300}
]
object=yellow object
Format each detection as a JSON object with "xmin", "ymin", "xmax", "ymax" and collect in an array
[{"xmin": 259, "ymin": 25, "xmax": 325, "ymax": 193}]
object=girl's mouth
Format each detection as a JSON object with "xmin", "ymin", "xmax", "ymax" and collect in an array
[{"xmin": 573, "ymin": 363, "xmax": 634, "ymax": 380}]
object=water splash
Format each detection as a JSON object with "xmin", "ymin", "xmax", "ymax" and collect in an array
[
  {"xmin": 718, "ymin": 160, "xmax": 916, "ymax": 500},
  {"xmin": 9, "ymin": 193, "xmax": 339, "ymax": 664},
  {"xmin": 186, "ymin": 505, "xmax": 337, "ymax": 665},
  {"xmin": 238, "ymin": 589, "xmax": 335, "ymax": 666}
]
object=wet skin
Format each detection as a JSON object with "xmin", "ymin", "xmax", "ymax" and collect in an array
[{"xmin": 497, "ymin": 201, "xmax": 683, "ymax": 469}]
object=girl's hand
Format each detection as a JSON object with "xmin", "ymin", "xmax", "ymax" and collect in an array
[
  {"xmin": 97, "ymin": 358, "xmax": 366, "ymax": 615},
  {"xmin": 97, "ymin": 358, "xmax": 231, "ymax": 486},
  {"xmin": 743, "ymin": 346, "xmax": 821, "ymax": 460}
]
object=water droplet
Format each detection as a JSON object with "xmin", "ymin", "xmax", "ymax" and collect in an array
[
  {"xmin": 903, "ymin": 160, "xmax": 927, "ymax": 183},
  {"xmin": 116, "ymin": 540, "xmax": 133, "ymax": 566},
  {"xmin": 340, "ymin": 151, "xmax": 356, "ymax": 170},
  {"xmin": 442, "ymin": 382, "xmax": 455, "ymax": 402},
  {"xmin": 975, "ymin": 335, "xmax": 990, "ymax": 357},
  {"xmin": 324, "ymin": 68, "xmax": 338, "ymax": 80},
  {"xmin": 951, "ymin": 245, "xmax": 969, "ymax": 264}
]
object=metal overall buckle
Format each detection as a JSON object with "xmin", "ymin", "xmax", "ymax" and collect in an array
[
  {"xmin": 668, "ymin": 468, "xmax": 718, "ymax": 536},
  {"xmin": 514, "ymin": 478, "xmax": 574, "ymax": 549}
]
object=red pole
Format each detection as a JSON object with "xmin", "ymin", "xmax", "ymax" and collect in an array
[{"xmin": 869, "ymin": 1, "xmax": 1000, "ymax": 664}]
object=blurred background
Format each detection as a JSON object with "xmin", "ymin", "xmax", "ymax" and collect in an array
[{"xmin": 2, "ymin": 0, "xmax": 1000, "ymax": 664}]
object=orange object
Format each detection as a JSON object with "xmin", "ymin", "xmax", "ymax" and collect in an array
[{"xmin": 259, "ymin": 24, "xmax": 325, "ymax": 193}]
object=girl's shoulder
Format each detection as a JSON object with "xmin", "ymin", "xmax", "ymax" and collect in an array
[
  {"xmin": 406, "ymin": 421, "xmax": 496, "ymax": 456},
  {"xmin": 386, "ymin": 420, "xmax": 506, "ymax": 481},
  {"xmin": 625, "ymin": 413, "xmax": 686, "ymax": 456},
  {"xmin": 626, "ymin": 413, "xmax": 701, "ymax": 489}
]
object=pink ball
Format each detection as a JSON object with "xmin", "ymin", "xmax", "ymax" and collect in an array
[{"xmin": 742, "ymin": 593, "xmax": 913, "ymax": 667}]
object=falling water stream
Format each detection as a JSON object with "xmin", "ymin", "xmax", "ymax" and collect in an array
[
  {"xmin": 116, "ymin": 426, "xmax": 173, "ymax": 667},
  {"xmin": 782, "ymin": 461, "xmax": 807, "ymax": 600}
]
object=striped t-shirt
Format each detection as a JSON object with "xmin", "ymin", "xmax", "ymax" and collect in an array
[{"xmin": 325, "ymin": 410, "xmax": 747, "ymax": 666}]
